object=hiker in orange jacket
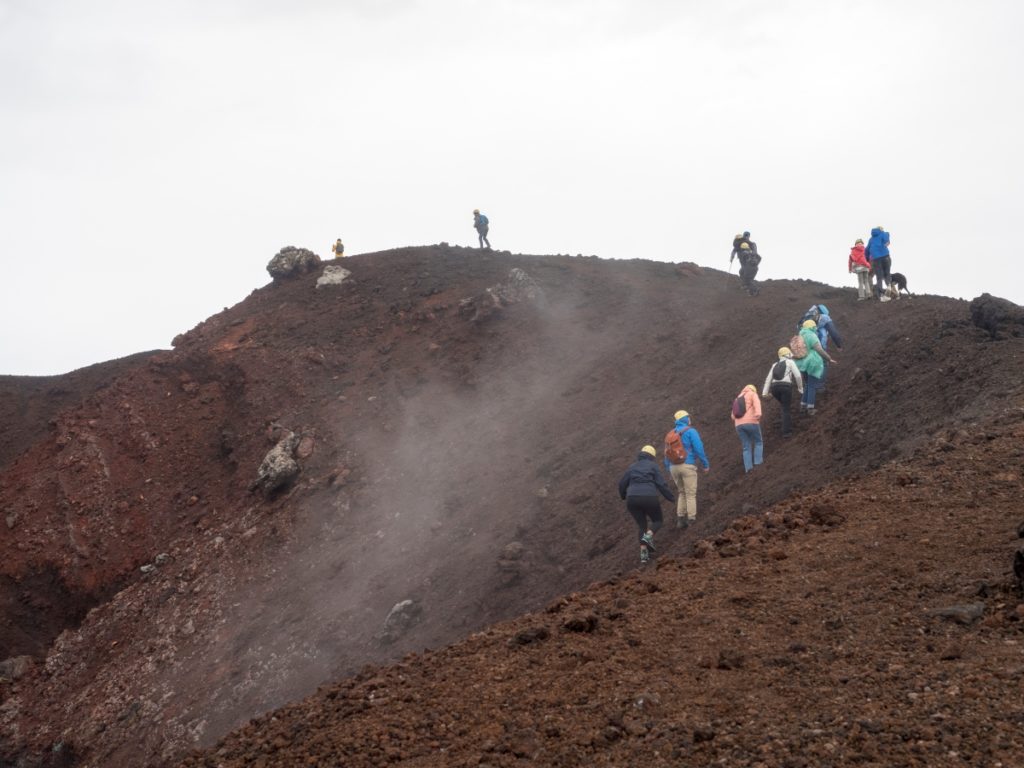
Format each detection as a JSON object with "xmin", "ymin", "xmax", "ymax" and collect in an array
[
  {"xmin": 731, "ymin": 385, "xmax": 763, "ymax": 472},
  {"xmin": 848, "ymin": 238, "xmax": 871, "ymax": 300}
]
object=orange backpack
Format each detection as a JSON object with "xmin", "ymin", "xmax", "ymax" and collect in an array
[{"xmin": 664, "ymin": 427, "xmax": 691, "ymax": 465}]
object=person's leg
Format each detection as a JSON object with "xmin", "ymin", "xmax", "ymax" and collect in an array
[
  {"xmin": 752, "ymin": 425, "xmax": 764, "ymax": 467},
  {"xmin": 736, "ymin": 426, "xmax": 753, "ymax": 472},
  {"xmin": 626, "ymin": 500, "xmax": 647, "ymax": 541},
  {"xmin": 805, "ymin": 374, "xmax": 821, "ymax": 410},
  {"xmin": 874, "ymin": 263, "xmax": 885, "ymax": 297},
  {"xmin": 669, "ymin": 464, "xmax": 687, "ymax": 519},
  {"xmin": 880, "ymin": 256, "xmax": 891, "ymax": 287},
  {"xmin": 773, "ymin": 384, "xmax": 792, "ymax": 435},
  {"xmin": 800, "ymin": 372, "xmax": 809, "ymax": 408},
  {"xmin": 681, "ymin": 463, "xmax": 698, "ymax": 521}
]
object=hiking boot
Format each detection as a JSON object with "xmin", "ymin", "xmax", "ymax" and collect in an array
[
  {"xmin": 676, "ymin": 516, "xmax": 689, "ymax": 530},
  {"xmin": 640, "ymin": 545, "xmax": 650, "ymax": 563},
  {"xmin": 806, "ymin": 407, "xmax": 817, "ymax": 416},
  {"xmin": 880, "ymin": 295, "xmax": 891, "ymax": 302},
  {"xmin": 641, "ymin": 532, "xmax": 656, "ymax": 551}
]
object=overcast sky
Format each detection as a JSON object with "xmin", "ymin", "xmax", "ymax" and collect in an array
[{"xmin": 2, "ymin": 0, "xmax": 1022, "ymax": 375}]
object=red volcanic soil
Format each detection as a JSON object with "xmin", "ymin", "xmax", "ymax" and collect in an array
[{"xmin": 1, "ymin": 245, "xmax": 1021, "ymax": 767}]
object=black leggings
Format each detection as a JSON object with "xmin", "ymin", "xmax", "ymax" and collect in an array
[{"xmin": 626, "ymin": 496, "xmax": 663, "ymax": 541}]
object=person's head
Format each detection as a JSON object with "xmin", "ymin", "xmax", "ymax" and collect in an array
[
  {"xmin": 473, "ymin": 209, "xmax": 480, "ymax": 215},
  {"xmin": 817, "ymin": 304, "xmax": 829, "ymax": 316},
  {"xmin": 743, "ymin": 384, "xmax": 757, "ymax": 394},
  {"xmin": 739, "ymin": 242, "xmax": 750, "ymax": 250},
  {"xmin": 336, "ymin": 237, "xmax": 342, "ymax": 243},
  {"xmin": 778, "ymin": 346, "xmax": 792, "ymax": 359},
  {"xmin": 802, "ymin": 319, "xmax": 817, "ymax": 330},
  {"xmin": 641, "ymin": 445, "xmax": 657, "ymax": 458},
  {"xmin": 876, "ymin": 225, "xmax": 884, "ymax": 231},
  {"xmin": 742, "ymin": 231, "xmax": 750, "ymax": 238},
  {"xmin": 733, "ymin": 233, "xmax": 742, "ymax": 240},
  {"xmin": 855, "ymin": 238, "xmax": 864, "ymax": 245},
  {"xmin": 674, "ymin": 409, "xmax": 690, "ymax": 426}
]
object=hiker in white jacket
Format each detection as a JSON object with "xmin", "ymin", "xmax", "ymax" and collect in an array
[{"xmin": 762, "ymin": 347, "xmax": 804, "ymax": 438}]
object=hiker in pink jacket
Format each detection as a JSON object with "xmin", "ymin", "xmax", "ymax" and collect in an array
[{"xmin": 731, "ymin": 384, "xmax": 763, "ymax": 472}]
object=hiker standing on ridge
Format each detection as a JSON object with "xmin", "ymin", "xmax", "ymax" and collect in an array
[
  {"xmin": 762, "ymin": 347, "xmax": 804, "ymax": 438},
  {"xmin": 865, "ymin": 225, "xmax": 892, "ymax": 300},
  {"xmin": 731, "ymin": 385, "xmax": 764, "ymax": 472},
  {"xmin": 618, "ymin": 445, "xmax": 675, "ymax": 563},
  {"xmin": 663, "ymin": 410, "xmax": 711, "ymax": 530},
  {"xmin": 331, "ymin": 238, "xmax": 345, "ymax": 258},
  {"xmin": 473, "ymin": 209, "xmax": 491, "ymax": 249},
  {"xmin": 848, "ymin": 238, "xmax": 871, "ymax": 300},
  {"xmin": 793, "ymin": 319, "xmax": 837, "ymax": 416}
]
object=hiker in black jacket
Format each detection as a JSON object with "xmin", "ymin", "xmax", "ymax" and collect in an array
[{"xmin": 618, "ymin": 445, "xmax": 676, "ymax": 563}]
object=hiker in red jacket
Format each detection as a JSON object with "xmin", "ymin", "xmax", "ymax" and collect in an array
[{"xmin": 848, "ymin": 238, "xmax": 871, "ymax": 300}]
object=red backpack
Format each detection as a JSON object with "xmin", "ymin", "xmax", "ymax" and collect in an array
[
  {"xmin": 789, "ymin": 333, "xmax": 808, "ymax": 359},
  {"xmin": 664, "ymin": 427, "xmax": 691, "ymax": 465}
]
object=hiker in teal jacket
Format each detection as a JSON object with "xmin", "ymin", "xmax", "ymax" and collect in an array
[{"xmin": 794, "ymin": 319, "xmax": 836, "ymax": 415}]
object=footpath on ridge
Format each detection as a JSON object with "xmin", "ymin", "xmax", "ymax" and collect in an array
[{"xmin": 1, "ymin": 245, "xmax": 1021, "ymax": 767}]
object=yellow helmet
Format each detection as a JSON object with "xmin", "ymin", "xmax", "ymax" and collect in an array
[
  {"xmin": 473, "ymin": 209, "xmax": 480, "ymax": 214},
  {"xmin": 641, "ymin": 445, "xmax": 657, "ymax": 457},
  {"xmin": 734, "ymin": 233, "xmax": 742, "ymax": 239},
  {"xmin": 778, "ymin": 346, "xmax": 792, "ymax": 358},
  {"xmin": 855, "ymin": 238, "xmax": 864, "ymax": 245},
  {"xmin": 674, "ymin": 410, "xmax": 689, "ymax": 421},
  {"xmin": 802, "ymin": 319, "xmax": 817, "ymax": 330},
  {"xmin": 739, "ymin": 242, "xmax": 750, "ymax": 250}
]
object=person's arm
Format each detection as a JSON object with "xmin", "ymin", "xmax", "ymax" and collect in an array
[
  {"xmin": 812, "ymin": 339, "xmax": 836, "ymax": 364},
  {"xmin": 654, "ymin": 467, "xmax": 676, "ymax": 502},
  {"xmin": 618, "ymin": 470, "xmax": 630, "ymax": 500},
  {"xmin": 789, "ymin": 360, "xmax": 804, "ymax": 393},
  {"xmin": 826, "ymin": 320, "xmax": 843, "ymax": 349},
  {"xmin": 750, "ymin": 390, "xmax": 762, "ymax": 420},
  {"xmin": 762, "ymin": 366, "xmax": 773, "ymax": 397},
  {"xmin": 686, "ymin": 430, "xmax": 710, "ymax": 471}
]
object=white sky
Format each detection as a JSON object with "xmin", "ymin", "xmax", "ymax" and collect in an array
[{"xmin": 2, "ymin": 0, "xmax": 1022, "ymax": 375}]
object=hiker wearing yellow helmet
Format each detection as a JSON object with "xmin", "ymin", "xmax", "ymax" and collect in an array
[
  {"xmin": 472, "ymin": 209, "xmax": 491, "ymax": 250},
  {"xmin": 762, "ymin": 347, "xmax": 804, "ymax": 437},
  {"xmin": 731, "ymin": 384, "xmax": 764, "ymax": 472},
  {"xmin": 662, "ymin": 410, "xmax": 710, "ymax": 530},
  {"xmin": 729, "ymin": 231, "xmax": 761, "ymax": 296},
  {"xmin": 618, "ymin": 444, "xmax": 676, "ymax": 563},
  {"xmin": 793, "ymin": 319, "xmax": 837, "ymax": 416}
]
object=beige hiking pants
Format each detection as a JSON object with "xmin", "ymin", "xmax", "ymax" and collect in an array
[{"xmin": 669, "ymin": 463, "xmax": 698, "ymax": 520}]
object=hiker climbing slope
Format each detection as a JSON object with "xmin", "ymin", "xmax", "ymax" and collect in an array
[
  {"xmin": 473, "ymin": 209, "xmax": 491, "ymax": 249},
  {"xmin": 730, "ymin": 232, "xmax": 761, "ymax": 296},
  {"xmin": 731, "ymin": 385, "xmax": 764, "ymax": 472},
  {"xmin": 792, "ymin": 319, "xmax": 837, "ymax": 416},
  {"xmin": 618, "ymin": 445, "xmax": 675, "ymax": 563},
  {"xmin": 762, "ymin": 347, "xmax": 803, "ymax": 438},
  {"xmin": 662, "ymin": 410, "xmax": 710, "ymax": 530}
]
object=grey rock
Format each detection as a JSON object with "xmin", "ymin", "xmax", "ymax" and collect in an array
[
  {"xmin": 0, "ymin": 655, "xmax": 33, "ymax": 680},
  {"xmin": 379, "ymin": 599, "xmax": 422, "ymax": 644},
  {"xmin": 250, "ymin": 432, "xmax": 301, "ymax": 495},
  {"xmin": 266, "ymin": 246, "xmax": 322, "ymax": 280},
  {"xmin": 969, "ymin": 293, "xmax": 1024, "ymax": 339},
  {"xmin": 154, "ymin": 553, "xmax": 170, "ymax": 566},
  {"xmin": 140, "ymin": 564, "xmax": 156, "ymax": 574},
  {"xmin": 316, "ymin": 265, "xmax": 352, "ymax": 288},
  {"xmin": 926, "ymin": 603, "xmax": 986, "ymax": 625}
]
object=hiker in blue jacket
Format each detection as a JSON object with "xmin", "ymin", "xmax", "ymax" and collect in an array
[
  {"xmin": 662, "ymin": 411, "xmax": 710, "ymax": 530},
  {"xmin": 799, "ymin": 304, "xmax": 844, "ymax": 390},
  {"xmin": 473, "ymin": 209, "xmax": 491, "ymax": 249},
  {"xmin": 618, "ymin": 445, "xmax": 676, "ymax": 563},
  {"xmin": 865, "ymin": 226, "xmax": 891, "ymax": 299}
]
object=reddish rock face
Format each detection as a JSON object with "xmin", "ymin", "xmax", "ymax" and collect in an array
[{"xmin": 1, "ymin": 245, "xmax": 1022, "ymax": 768}]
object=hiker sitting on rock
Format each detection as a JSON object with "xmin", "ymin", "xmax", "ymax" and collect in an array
[{"xmin": 618, "ymin": 445, "xmax": 675, "ymax": 563}]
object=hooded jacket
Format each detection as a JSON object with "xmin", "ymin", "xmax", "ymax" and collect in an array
[
  {"xmin": 662, "ymin": 416, "xmax": 710, "ymax": 470},
  {"xmin": 618, "ymin": 453, "xmax": 676, "ymax": 501},
  {"xmin": 731, "ymin": 386, "xmax": 762, "ymax": 426},
  {"xmin": 865, "ymin": 227, "xmax": 890, "ymax": 260},
  {"xmin": 794, "ymin": 326, "xmax": 826, "ymax": 378},
  {"xmin": 848, "ymin": 244, "xmax": 869, "ymax": 271},
  {"xmin": 474, "ymin": 213, "xmax": 489, "ymax": 232}
]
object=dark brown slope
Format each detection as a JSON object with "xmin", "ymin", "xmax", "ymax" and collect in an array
[
  {"xmin": 1, "ymin": 245, "xmax": 1020, "ymax": 767},
  {"xmin": 181, "ymin": 416, "xmax": 1024, "ymax": 768}
]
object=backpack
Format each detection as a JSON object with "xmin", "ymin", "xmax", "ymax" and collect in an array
[
  {"xmin": 664, "ymin": 427, "xmax": 691, "ymax": 465},
  {"xmin": 789, "ymin": 333, "xmax": 808, "ymax": 359},
  {"xmin": 731, "ymin": 394, "xmax": 747, "ymax": 419},
  {"xmin": 772, "ymin": 360, "xmax": 788, "ymax": 381},
  {"xmin": 477, "ymin": 214, "xmax": 489, "ymax": 227}
]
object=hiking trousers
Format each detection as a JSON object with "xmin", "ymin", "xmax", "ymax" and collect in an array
[
  {"xmin": 669, "ymin": 463, "xmax": 699, "ymax": 521},
  {"xmin": 873, "ymin": 256, "xmax": 891, "ymax": 296},
  {"xmin": 736, "ymin": 423, "xmax": 764, "ymax": 472},
  {"xmin": 477, "ymin": 227, "xmax": 490, "ymax": 249},
  {"xmin": 801, "ymin": 372, "xmax": 822, "ymax": 408},
  {"xmin": 770, "ymin": 382, "xmax": 794, "ymax": 436},
  {"xmin": 626, "ymin": 495, "xmax": 663, "ymax": 541},
  {"xmin": 854, "ymin": 266, "xmax": 872, "ymax": 299}
]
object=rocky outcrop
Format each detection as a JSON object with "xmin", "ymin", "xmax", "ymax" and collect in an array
[
  {"xmin": 267, "ymin": 246, "xmax": 322, "ymax": 280},
  {"xmin": 970, "ymin": 293, "xmax": 1024, "ymax": 339},
  {"xmin": 459, "ymin": 268, "xmax": 543, "ymax": 322},
  {"xmin": 249, "ymin": 432, "xmax": 301, "ymax": 495},
  {"xmin": 316, "ymin": 265, "xmax": 352, "ymax": 288}
]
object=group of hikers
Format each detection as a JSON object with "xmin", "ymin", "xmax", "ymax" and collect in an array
[{"xmin": 619, "ymin": 253, "xmax": 849, "ymax": 563}]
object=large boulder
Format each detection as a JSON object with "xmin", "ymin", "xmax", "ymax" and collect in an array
[
  {"xmin": 316, "ymin": 265, "xmax": 352, "ymax": 288},
  {"xmin": 250, "ymin": 432, "xmax": 301, "ymax": 495},
  {"xmin": 267, "ymin": 246, "xmax": 322, "ymax": 280},
  {"xmin": 459, "ymin": 268, "xmax": 543, "ymax": 322},
  {"xmin": 970, "ymin": 293, "xmax": 1024, "ymax": 339}
]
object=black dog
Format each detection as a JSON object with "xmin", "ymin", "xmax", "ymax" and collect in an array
[{"xmin": 890, "ymin": 272, "xmax": 911, "ymax": 296}]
